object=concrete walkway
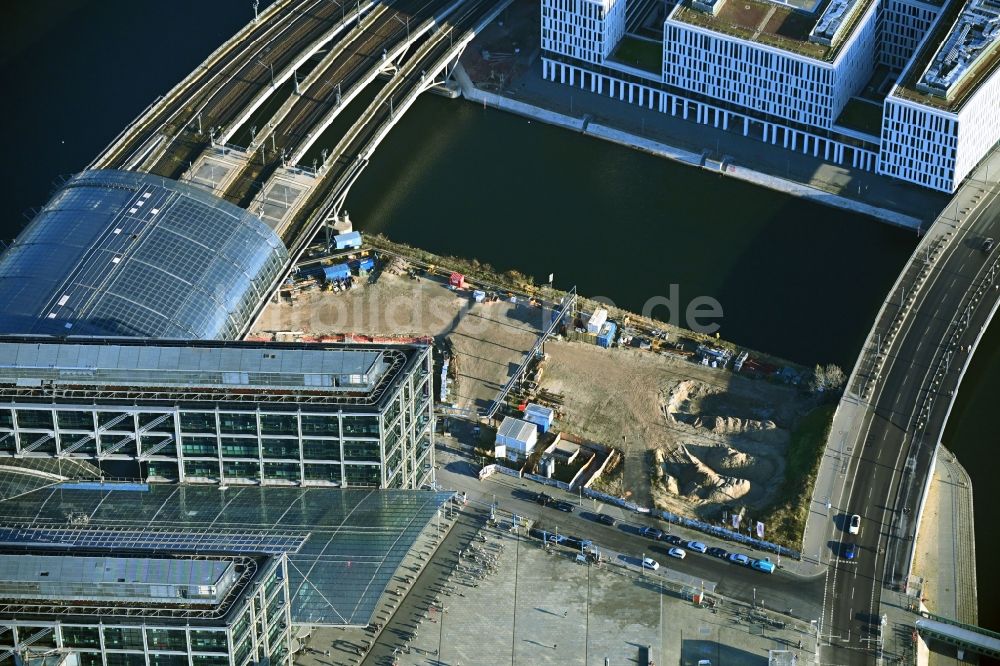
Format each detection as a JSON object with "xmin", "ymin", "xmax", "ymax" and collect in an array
[{"xmin": 911, "ymin": 446, "xmax": 977, "ymax": 627}]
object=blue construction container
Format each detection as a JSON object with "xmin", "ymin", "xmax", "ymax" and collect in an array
[
  {"xmin": 597, "ymin": 321, "xmax": 617, "ymax": 348},
  {"xmin": 333, "ymin": 231, "xmax": 362, "ymax": 250},
  {"xmin": 323, "ymin": 263, "xmax": 351, "ymax": 282},
  {"xmin": 357, "ymin": 257, "xmax": 375, "ymax": 272}
]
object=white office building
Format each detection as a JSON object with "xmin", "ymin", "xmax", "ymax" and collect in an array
[
  {"xmin": 540, "ymin": 0, "xmax": 1000, "ymax": 193},
  {"xmin": 878, "ymin": 0, "xmax": 1000, "ymax": 191},
  {"xmin": 541, "ymin": 0, "xmax": 626, "ymax": 64}
]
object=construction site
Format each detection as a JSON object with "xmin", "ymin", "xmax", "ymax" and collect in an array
[{"xmin": 253, "ymin": 237, "xmax": 826, "ymax": 527}]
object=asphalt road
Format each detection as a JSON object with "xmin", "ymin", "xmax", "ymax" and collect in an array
[
  {"xmin": 433, "ymin": 442, "xmax": 826, "ymax": 623},
  {"xmin": 822, "ymin": 172, "xmax": 1000, "ymax": 664}
]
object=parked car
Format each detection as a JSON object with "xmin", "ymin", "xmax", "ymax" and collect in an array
[
  {"xmin": 642, "ymin": 557, "xmax": 660, "ymax": 571},
  {"xmin": 706, "ymin": 547, "xmax": 729, "ymax": 559},
  {"xmin": 663, "ymin": 534, "xmax": 684, "ymax": 546},
  {"xmin": 596, "ymin": 514, "xmax": 616, "ymax": 526},
  {"xmin": 751, "ymin": 558, "xmax": 775, "ymax": 574},
  {"xmin": 686, "ymin": 541, "xmax": 708, "ymax": 553},
  {"xmin": 667, "ymin": 547, "xmax": 687, "ymax": 559},
  {"xmin": 553, "ymin": 501, "xmax": 574, "ymax": 513},
  {"xmin": 728, "ymin": 553, "xmax": 751, "ymax": 566},
  {"xmin": 641, "ymin": 527, "xmax": 664, "ymax": 540},
  {"xmin": 535, "ymin": 493, "xmax": 552, "ymax": 506},
  {"xmin": 844, "ymin": 542, "xmax": 858, "ymax": 561},
  {"xmin": 984, "ymin": 237, "xmax": 995, "ymax": 252},
  {"xmin": 849, "ymin": 514, "xmax": 861, "ymax": 535}
]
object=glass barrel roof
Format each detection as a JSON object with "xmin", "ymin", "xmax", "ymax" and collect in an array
[
  {"xmin": 0, "ymin": 480, "xmax": 451, "ymax": 626},
  {"xmin": 0, "ymin": 169, "xmax": 289, "ymax": 340}
]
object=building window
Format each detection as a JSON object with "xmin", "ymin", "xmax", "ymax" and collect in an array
[
  {"xmin": 343, "ymin": 440, "xmax": 380, "ymax": 462},
  {"xmin": 219, "ymin": 413, "xmax": 257, "ymax": 435},
  {"xmin": 303, "ymin": 439, "xmax": 340, "ymax": 460},
  {"xmin": 261, "ymin": 438, "xmax": 299, "ymax": 459},
  {"xmin": 103, "ymin": 627, "xmax": 145, "ymax": 650},
  {"xmin": 300, "ymin": 415, "xmax": 339, "ymax": 437},
  {"xmin": 17, "ymin": 410, "xmax": 53, "ymax": 430},
  {"xmin": 260, "ymin": 413, "xmax": 297, "ymax": 436},
  {"xmin": 180, "ymin": 412, "xmax": 216, "ymax": 434},
  {"xmin": 342, "ymin": 416, "xmax": 378, "ymax": 436},
  {"xmin": 344, "ymin": 464, "xmax": 380, "ymax": 486},
  {"xmin": 61, "ymin": 626, "xmax": 100, "ymax": 648},
  {"xmin": 191, "ymin": 629, "xmax": 227, "ymax": 652},
  {"xmin": 56, "ymin": 410, "xmax": 95, "ymax": 430}
]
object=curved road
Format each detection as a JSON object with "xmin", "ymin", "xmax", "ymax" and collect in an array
[{"xmin": 820, "ymin": 157, "xmax": 1000, "ymax": 664}]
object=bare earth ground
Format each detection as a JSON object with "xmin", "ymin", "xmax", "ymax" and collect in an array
[
  {"xmin": 540, "ymin": 340, "xmax": 813, "ymax": 519},
  {"xmin": 256, "ymin": 272, "xmax": 813, "ymax": 520},
  {"xmin": 254, "ymin": 273, "xmax": 543, "ymax": 413}
]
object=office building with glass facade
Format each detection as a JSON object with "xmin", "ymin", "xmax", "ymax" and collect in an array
[
  {"xmin": 0, "ymin": 336, "xmax": 434, "ymax": 490},
  {"xmin": 0, "ymin": 550, "xmax": 291, "ymax": 666}
]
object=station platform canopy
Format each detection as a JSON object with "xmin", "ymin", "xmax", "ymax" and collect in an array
[
  {"xmin": 0, "ymin": 169, "xmax": 289, "ymax": 340},
  {"xmin": 0, "ymin": 477, "xmax": 452, "ymax": 627}
]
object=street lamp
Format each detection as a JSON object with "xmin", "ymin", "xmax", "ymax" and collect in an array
[{"xmin": 256, "ymin": 57, "xmax": 275, "ymax": 88}]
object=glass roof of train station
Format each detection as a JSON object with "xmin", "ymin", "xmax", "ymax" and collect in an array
[
  {"xmin": 0, "ymin": 170, "xmax": 289, "ymax": 340},
  {"xmin": 0, "ymin": 479, "xmax": 451, "ymax": 626}
]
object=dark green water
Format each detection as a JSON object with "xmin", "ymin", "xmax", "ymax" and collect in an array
[
  {"xmin": 344, "ymin": 95, "xmax": 913, "ymax": 368},
  {"xmin": 2, "ymin": 0, "xmax": 998, "ymax": 633}
]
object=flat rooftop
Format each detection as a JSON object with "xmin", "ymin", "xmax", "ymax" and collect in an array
[
  {"xmin": 0, "ymin": 549, "xmax": 266, "ymax": 625},
  {"xmin": 0, "ymin": 336, "xmax": 426, "ymax": 408},
  {"xmin": 893, "ymin": 0, "xmax": 1000, "ymax": 111},
  {"xmin": 0, "ymin": 553, "xmax": 235, "ymax": 606},
  {"xmin": 670, "ymin": 0, "xmax": 878, "ymax": 61}
]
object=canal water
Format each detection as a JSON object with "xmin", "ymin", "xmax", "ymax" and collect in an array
[{"xmin": 2, "ymin": 0, "xmax": 998, "ymax": 632}]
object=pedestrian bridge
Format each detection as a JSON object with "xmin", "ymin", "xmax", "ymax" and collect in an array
[{"xmin": 915, "ymin": 611, "xmax": 1000, "ymax": 659}]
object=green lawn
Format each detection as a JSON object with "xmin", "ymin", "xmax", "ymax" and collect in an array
[
  {"xmin": 761, "ymin": 404, "xmax": 836, "ymax": 547},
  {"xmin": 835, "ymin": 98, "xmax": 884, "ymax": 136},
  {"xmin": 610, "ymin": 36, "xmax": 663, "ymax": 74}
]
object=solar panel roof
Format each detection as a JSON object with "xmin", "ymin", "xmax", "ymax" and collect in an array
[{"xmin": 0, "ymin": 480, "xmax": 451, "ymax": 626}]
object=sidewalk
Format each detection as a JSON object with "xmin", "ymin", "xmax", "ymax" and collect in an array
[{"xmin": 911, "ymin": 446, "xmax": 977, "ymax": 627}]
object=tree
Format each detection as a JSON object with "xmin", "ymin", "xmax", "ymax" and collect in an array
[{"xmin": 810, "ymin": 364, "xmax": 846, "ymax": 393}]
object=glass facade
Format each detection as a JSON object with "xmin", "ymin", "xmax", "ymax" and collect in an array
[
  {"xmin": 0, "ymin": 556, "xmax": 291, "ymax": 666},
  {"xmin": 0, "ymin": 169, "xmax": 289, "ymax": 340},
  {"xmin": 0, "ymin": 340, "xmax": 435, "ymax": 490}
]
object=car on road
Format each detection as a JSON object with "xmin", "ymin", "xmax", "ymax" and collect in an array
[
  {"xmin": 728, "ymin": 553, "xmax": 751, "ymax": 566},
  {"xmin": 595, "ymin": 514, "xmax": 616, "ymax": 526},
  {"xmin": 535, "ymin": 493, "xmax": 552, "ymax": 506},
  {"xmin": 663, "ymin": 534, "xmax": 683, "ymax": 545},
  {"xmin": 848, "ymin": 514, "xmax": 861, "ymax": 535},
  {"xmin": 553, "ymin": 501, "xmax": 574, "ymax": 512},
  {"xmin": 844, "ymin": 542, "xmax": 858, "ymax": 561},
  {"xmin": 686, "ymin": 541, "xmax": 708, "ymax": 553},
  {"xmin": 706, "ymin": 547, "xmax": 729, "ymax": 559},
  {"xmin": 751, "ymin": 558, "xmax": 775, "ymax": 573},
  {"xmin": 641, "ymin": 527, "xmax": 664, "ymax": 540},
  {"xmin": 642, "ymin": 557, "xmax": 660, "ymax": 571},
  {"xmin": 667, "ymin": 547, "xmax": 686, "ymax": 559},
  {"xmin": 984, "ymin": 237, "xmax": 995, "ymax": 252}
]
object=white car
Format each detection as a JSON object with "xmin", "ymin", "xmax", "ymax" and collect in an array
[
  {"xmin": 667, "ymin": 547, "xmax": 686, "ymax": 559},
  {"xmin": 642, "ymin": 557, "xmax": 660, "ymax": 571},
  {"xmin": 849, "ymin": 514, "xmax": 861, "ymax": 535}
]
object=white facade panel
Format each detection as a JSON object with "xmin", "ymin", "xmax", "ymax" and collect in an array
[
  {"xmin": 877, "ymin": 96, "xmax": 957, "ymax": 191},
  {"xmin": 663, "ymin": 0, "xmax": 876, "ymax": 131},
  {"xmin": 878, "ymin": 0, "xmax": 940, "ymax": 71},
  {"xmin": 954, "ymin": 65, "xmax": 1000, "ymax": 186},
  {"xmin": 541, "ymin": 0, "xmax": 625, "ymax": 65}
]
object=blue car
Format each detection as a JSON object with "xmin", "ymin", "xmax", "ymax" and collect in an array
[
  {"xmin": 751, "ymin": 558, "xmax": 775, "ymax": 574},
  {"xmin": 728, "ymin": 553, "xmax": 751, "ymax": 566},
  {"xmin": 844, "ymin": 543, "xmax": 858, "ymax": 560}
]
